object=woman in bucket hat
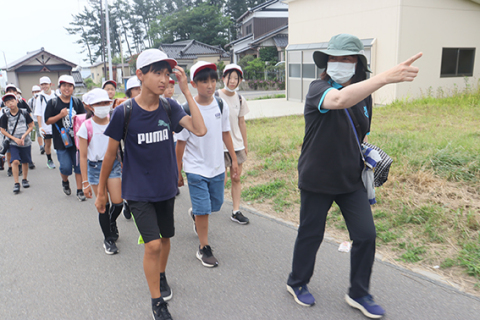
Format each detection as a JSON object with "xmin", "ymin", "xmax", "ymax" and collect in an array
[{"xmin": 286, "ymin": 33, "xmax": 422, "ymax": 319}]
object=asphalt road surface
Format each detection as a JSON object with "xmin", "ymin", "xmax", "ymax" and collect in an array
[{"xmin": 1, "ymin": 144, "xmax": 480, "ymax": 320}]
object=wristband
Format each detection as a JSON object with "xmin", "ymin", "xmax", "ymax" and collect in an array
[
  {"xmin": 82, "ymin": 184, "xmax": 91, "ymax": 190},
  {"xmin": 82, "ymin": 181, "xmax": 89, "ymax": 184}
]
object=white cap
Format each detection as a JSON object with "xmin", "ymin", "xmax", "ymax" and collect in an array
[
  {"xmin": 2, "ymin": 93, "xmax": 17, "ymax": 102},
  {"xmin": 102, "ymin": 80, "xmax": 117, "ymax": 89},
  {"xmin": 32, "ymin": 85, "xmax": 41, "ymax": 91},
  {"xmin": 82, "ymin": 91, "xmax": 92, "ymax": 105},
  {"xmin": 223, "ymin": 64, "xmax": 243, "ymax": 77},
  {"xmin": 58, "ymin": 75, "xmax": 75, "ymax": 87},
  {"xmin": 126, "ymin": 76, "xmax": 141, "ymax": 91},
  {"xmin": 88, "ymin": 88, "xmax": 112, "ymax": 105},
  {"xmin": 5, "ymin": 84, "xmax": 17, "ymax": 92},
  {"xmin": 190, "ymin": 61, "xmax": 217, "ymax": 80},
  {"xmin": 39, "ymin": 76, "xmax": 52, "ymax": 84},
  {"xmin": 17, "ymin": 88, "xmax": 22, "ymax": 94},
  {"xmin": 136, "ymin": 49, "xmax": 177, "ymax": 70}
]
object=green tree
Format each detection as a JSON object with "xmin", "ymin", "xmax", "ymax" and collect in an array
[
  {"xmin": 243, "ymin": 57, "xmax": 265, "ymax": 80},
  {"xmin": 259, "ymin": 47, "xmax": 278, "ymax": 63},
  {"xmin": 149, "ymin": 3, "xmax": 232, "ymax": 47}
]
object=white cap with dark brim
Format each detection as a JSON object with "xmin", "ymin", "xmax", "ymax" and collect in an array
[
  {"xmin": 126, "ymin": 76, "xmax": 141, "ymax": 91},
  {"xmin": 58, "ymin": 75, "xmax": 75, "ymax": 87}
]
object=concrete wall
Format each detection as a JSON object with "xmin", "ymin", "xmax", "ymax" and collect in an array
[
  {"xmin": 286, "ymin": 0, "xmax": 401, "ymax": 104},
  {"xmin": 395, "ymin": 0, "xmax": 480, "ymax": 100},
  {"xmin": 17, "ymin": 72, "xmax": 69, "ymax": 97}
]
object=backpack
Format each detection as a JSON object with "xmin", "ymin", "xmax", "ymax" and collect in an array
[
  {"xmin": 119, "ymin": 97, "xmax": 172, "ymax": 162},
  {"xmin": 73, "ymin": 114, "xmax": 94, "ymax": 149},
  {"xmin": 181, "ymin": 96, "xmax": 223, "ymax": 116}
]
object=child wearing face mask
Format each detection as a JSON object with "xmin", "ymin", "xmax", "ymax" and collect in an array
[{"xmin": 78, "ymin": 88, "xmax": 123, "ymax": 255}]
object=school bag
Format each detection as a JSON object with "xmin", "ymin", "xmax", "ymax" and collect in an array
[
  {"xmin": 215, "ymin": 90, "xmax": 243, "ymax": 107},
  {"xmin": 73, "ymin": 114, "xmax": 94, "ymax": 149},
  {"xmin": 181, "ymin": 96, "xmax": 223, "ymax": 115}
]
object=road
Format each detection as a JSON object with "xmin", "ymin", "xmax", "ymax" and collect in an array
[{"xmin": 1, "ymin": 138, "xmax": 480, "ymax": 319}]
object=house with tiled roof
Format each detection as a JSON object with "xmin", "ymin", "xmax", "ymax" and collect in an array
[
  {"xmin": 226, "ymin": 0, "xmax": 288, "ymax": 63},
  {"xmin": 0, "ymin": 47, "xmax": 82, "ymax": 93},
  {"xmin": 159, "ymin": 40, "xmax": 230, "ymax": 76}
]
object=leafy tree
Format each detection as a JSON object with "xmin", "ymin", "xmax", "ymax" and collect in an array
[
  {"xmin": 237, "ymin": 54, "xmax": 255, "ymax": 69},
  {"xmin": 259, "ymin": 47, "xmax": 279, "ymax": 63},
  {"xmin": 243, "ymin": 57, "xmax": 265, "ymax": 80},
  {"xmin": 149, "ymin": 3, "xmax": 232, "ymax": 47}
]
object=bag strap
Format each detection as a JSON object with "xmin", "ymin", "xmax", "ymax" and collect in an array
[
  {"xmin": 160, "ymin": 97, "xmax": 172, "ymax": 124},
  {"xmin": 123, "ymin": 99, "xmax": 133, "ymax": 142},
  {"xmin": 85, "ymin": 118, "xmax": 93, "ymax": 144},
  {"xmin": 344, "ymin": 109, "xmax": 364, "ymax": 162},
  {"xmin": 182, "ymin": 96, "xmax": 223, "ymax": 115},
  {"xmin": 9, "ymin": 110, "xmax": 22, "ymax": 137}
]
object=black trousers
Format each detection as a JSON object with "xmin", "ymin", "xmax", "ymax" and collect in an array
[{"xmin": 287, "ymin": 187, "xmax": 377, "ymax": 299}]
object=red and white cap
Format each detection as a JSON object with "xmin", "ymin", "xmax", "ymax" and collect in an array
[
  {"xmin": 126, "ymin": 76, "xmax": 141, "ymax": 91},
  {"xmin": 169, "ymin": 77, "xmax": 175, "ymax": 84},
  {"xmin": 190, "ymin": 61, "xmax": 217, "ymax": 79},
  {"xmin": 58, "ymin": 75, "xmax": 75, "ymax": 87},
  {"xmin": 102, "ymin": 80, "xmax": 117, "ymax": 89},
  {"xmin": 223, "ymin": 64, "xmax": 243, "ymax": 77},
  {"xmin": 2, "ymin": 93, "xmax": 17, "ymax": 102},
  {"xmin": 39, "ymin": 76, "xmax": 52, "ymax": 84},
  {"xmin": 88, "ymin": 88, "xmax": 112, "ymax": 105},
  {"xmin": 5, "ymin": 84, "xmax": 17, "ymax": 92},
  {"xmin": 32, "ymin": 85, "xmax": 41, "ymax": 92},
  {"xmin": 137, "ymin": 49, "xmax": 177, "ymax": 70}
]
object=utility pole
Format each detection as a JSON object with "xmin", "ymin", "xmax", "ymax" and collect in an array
[
  {"xmin": 100, "ymin": 0, "xmax": 106, "ymax": 81},
  {"xmin": 119, "ymin": 30, "xmax": 126, "ymax": 86},
  {"xmin": 105, "ymin": 0, "xmax": 113, "ymax": 81}
]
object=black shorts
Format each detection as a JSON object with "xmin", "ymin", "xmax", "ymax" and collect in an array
[
  {"xmin": 128, "ymin": 198, "xmax": 175, "ymax": 243},
  {"xmin": 44, "ymin": 134, "xmax": 52, "ymax": 139}
]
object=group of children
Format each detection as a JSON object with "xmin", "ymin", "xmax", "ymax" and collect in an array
[{"xmin": 0, "ymin": 48, "xmax": 248, "ymax": 320}]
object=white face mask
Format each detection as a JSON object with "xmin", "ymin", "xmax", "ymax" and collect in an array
[
  {"xmin": 224, "ymin": 86, "xmax": 237, "ymax": 93},
  {"xmin": 94, "ymin": 106, "xmax": 111, "ymax": 119},
  {"xmin": 326, "ymin": 62, "xmax": 356, "ymax": 84}
]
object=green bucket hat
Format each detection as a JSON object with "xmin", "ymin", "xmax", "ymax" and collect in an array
[{"xmin": 313, "ymin": 34, "xmax": 372, "ymax": 73}]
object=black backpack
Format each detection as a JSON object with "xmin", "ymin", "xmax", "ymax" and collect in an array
[
  {"xmin": 119, "ymin": 97, "xmax": 172, "ymax": 161},
  {"xmin": 181, "ymin": 96, "xmax": 223, "ymax": 116}
]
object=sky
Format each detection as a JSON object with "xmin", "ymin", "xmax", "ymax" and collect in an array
[{"xmin": 1, "ymin": 0, "xmax": 98, "ymax": 81}]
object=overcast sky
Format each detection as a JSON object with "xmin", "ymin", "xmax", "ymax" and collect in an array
[{"xmin": 1, "ymin": 0, "xmax": 98, "ymax": 69}]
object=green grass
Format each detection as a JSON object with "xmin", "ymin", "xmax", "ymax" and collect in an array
[
  {"xmin": 251, "ymin": 94, "xmax": 286, "ymax": 100},
  {"xmin": 237, "ymin": 82, "xmax": 480, "ymax": 286}
]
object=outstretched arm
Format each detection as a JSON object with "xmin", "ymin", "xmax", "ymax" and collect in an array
[{"xmin": 323, "ymin": 52, "xmax": 423, "ymax": 110}]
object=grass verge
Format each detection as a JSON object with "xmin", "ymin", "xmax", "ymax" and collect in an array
[{"xmin": 225, "ymin": 82, "xmax": 480, "ymax": 294}]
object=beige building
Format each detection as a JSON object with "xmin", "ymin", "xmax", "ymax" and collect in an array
[
  {"xmin": 1, "ymin": 47, "xmax": 79, "ymax": 94},
  {"xmin": 283, "ymin": 0, "xmax": 480, "ymax": 105}
]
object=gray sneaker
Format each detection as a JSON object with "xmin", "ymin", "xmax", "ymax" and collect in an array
[
  {"xmin": 231, "ymin": 211, "xmax": 249, "ymax": 225},
  {"xmin": 103, "ymin": 240, "xmax": 118, "ymax": 255},
  {"xmin": 196, "ymin": 245, "xmax": 218, "ymax": 268},
  {"xmin": 47, "ymin": 159, "xmax": 56, "ymax": 169},
  {"xmin": 77, "ymin": 190, "xmax": 86, "ymax": 201},
  {"xmin": 188, "ymin": 208, "xmax": 197, "ymax": 235}
]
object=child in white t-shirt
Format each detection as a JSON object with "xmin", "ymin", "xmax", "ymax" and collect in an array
[
  {"xmin": 77, "ymin": 88, "xmax": 123, "ymax": 255},
  {"xmin": 176, "ymin": 61, "xmax": 238, "ymax": 268}
]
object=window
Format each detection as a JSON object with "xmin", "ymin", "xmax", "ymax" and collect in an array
[
  {"xmin": 289, "ymin": 64, "xmax": 301, "ymax": 78},
  {"xmin": 246, "ymin": 24, "xmax": 252, "ymax": 35},
  {"xmin": 441, "ymin": 48, "xmax": 475, "ymax": 77},
  {"xmin": 302, "ymin": 64, "xmax": 316, "ymax": 79}
]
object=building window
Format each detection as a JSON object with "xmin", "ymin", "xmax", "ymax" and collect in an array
[
  {"xmin": 440, "ymin": 48, "xmax": 475, "ymax": 77},
  {"xmin": 289, "ymin": 64, "xmax": 301, "ymax": 78},
  {"xmin": 246, "ymin": 24, "xmax": 252, "ymax": 35},
  {"xmin": 302, "ymin": 64, "xmax": 316, "ymax": 79}
]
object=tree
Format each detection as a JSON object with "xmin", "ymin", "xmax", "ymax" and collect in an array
[
  {"xmin": 149, "ymin": 3, "xmax": 232, "ymax": 47},
  {"xmin": 259, "ymin": 47, "xmax": 278, "ymax": 63},
  {"xmin": 225, "ymin": 0, "xmax": 262, "ymax": 40}
]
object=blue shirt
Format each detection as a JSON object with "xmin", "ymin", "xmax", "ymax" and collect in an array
[{"xmin": 104, "ymin": 98, "xmax": 187, "ymax": 202}]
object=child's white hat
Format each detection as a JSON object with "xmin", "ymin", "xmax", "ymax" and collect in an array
[
  {"xmin": 88, "ymin": 88, "xmax": 112, "ymax": 105},
  {"xmin": 126, "ymin": 76, "xmax": 141, "ymax": 91},
  {"xmin": 190, "ymin": 61, "xmax": 217, "ymax": 80},
  {"xmin": 39, "ymin": 76, "xmax": 52, "ymax": 84},
  {"xmin": 58, "ymin": 75, "xmax": 75, "ymax": 87},
  {"xmin": 223, "ymin": 64, "xmax": 243, "ymax": 77},
  {"xmin": 137, "ymin": 49, "xmax": 177, "ymax": 70}
]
